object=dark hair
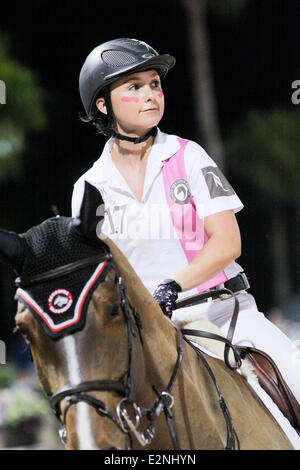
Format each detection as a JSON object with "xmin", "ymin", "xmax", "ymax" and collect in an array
[
  {"xmin": 79, "ymin": 111, "xmax": 111, "ymax": 135},
  {"xmin": 79, "ymin": 87, "xmax": 113, "ymax": 136}
]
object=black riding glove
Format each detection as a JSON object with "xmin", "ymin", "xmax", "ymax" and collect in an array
[{"xmin": 153, "ymin": 279, "xmax": 182, "ymax": 318}]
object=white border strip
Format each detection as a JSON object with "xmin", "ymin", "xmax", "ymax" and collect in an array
[{"xmin": 16, "ymin": 261, "xmax": 107, "ymax": 332}]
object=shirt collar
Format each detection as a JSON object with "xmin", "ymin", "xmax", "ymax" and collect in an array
[
  {"xmin": 151, "ymin": 128, "xmax": 181, "ymax": 161},
  {"xmin": 91, "ymin": 128, "xmax": 181, "ymax": 186}
]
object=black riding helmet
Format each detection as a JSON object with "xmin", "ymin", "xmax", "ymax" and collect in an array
[{"xmin": 79, "ymin": 38, "xmax": 176, "ymax": 143}]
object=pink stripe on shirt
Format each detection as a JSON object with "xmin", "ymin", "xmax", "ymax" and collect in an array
[{"xmin": 162, "ymin": 137, "xmax": 228, "ymax": 292}]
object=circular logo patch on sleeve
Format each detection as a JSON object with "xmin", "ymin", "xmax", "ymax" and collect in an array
[
  {"xmin": 169, "ymin": 179, "xmax": 191, "ymax": 205},
  {"xmin": 48, "ymin": 289, "xmax": 73, "ymax": 314}
]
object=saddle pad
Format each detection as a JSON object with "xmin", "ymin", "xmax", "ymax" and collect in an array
[{"xmin": 238, "ymin": 346, "xmax": 300, "ymax": 433}]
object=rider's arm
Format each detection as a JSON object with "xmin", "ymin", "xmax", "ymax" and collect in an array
[{"xmin": 171, "ymin": 209, "xmax": 241, "ymax": 292}]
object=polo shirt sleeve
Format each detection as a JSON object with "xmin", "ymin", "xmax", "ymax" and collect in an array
[{"xmin": 184, "ymin": 140, "xmax": 243, "ymax": 219}]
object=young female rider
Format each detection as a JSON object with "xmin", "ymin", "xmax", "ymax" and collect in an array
[{"xmin": 72, "ymin": 38, "xmax": 300, "ymax": 403}]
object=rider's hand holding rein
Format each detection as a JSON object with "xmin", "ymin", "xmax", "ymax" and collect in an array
[{"xmin": 153, "ymin": 279, "xmax": 182, "ymax": 317}]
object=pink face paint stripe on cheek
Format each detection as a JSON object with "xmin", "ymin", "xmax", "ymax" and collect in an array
[
  {"xmin": 121, "ymin": 96, "xmax": 139, "ymax": 102},
  {"xmin": 158, "ymin": 92, "xmax": 164, "ymax": 98}
]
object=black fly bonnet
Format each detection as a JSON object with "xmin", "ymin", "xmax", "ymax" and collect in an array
[
  {"xmin": 1, "ymin": 182, "xmax": 109, "ymax": 339},
  {"xmin": 15, "ymin": 216, "xmax": 110, "ymax": 339}
]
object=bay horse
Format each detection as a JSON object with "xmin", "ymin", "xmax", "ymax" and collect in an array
[{"xmin": 0, "ymin": 185, "xmax": 297, "ymax": 450}]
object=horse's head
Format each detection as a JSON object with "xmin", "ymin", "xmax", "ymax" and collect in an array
[{"xmin": 0, "ymin": 184, "xmax": 145, "ymax": 449}]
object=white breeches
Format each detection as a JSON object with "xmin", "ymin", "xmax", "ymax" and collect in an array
[{"xmin": 172, "ymin": 291, "xmax": 300, "ymax": 403}]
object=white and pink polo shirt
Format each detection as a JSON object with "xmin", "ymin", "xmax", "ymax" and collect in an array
[{"xmin": 72, "ymin": 129, "xmax": 244, "ymax": 319}]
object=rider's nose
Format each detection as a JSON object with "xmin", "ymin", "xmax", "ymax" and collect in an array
[{"xmin": 145, "ymin": 86, "xmax": 155, "ymax": 101}]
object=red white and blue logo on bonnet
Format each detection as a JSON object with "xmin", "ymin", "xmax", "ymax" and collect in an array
[
  {"xmin": 15, "ymin": 260, "xmax": 109, "ymax": 338},
  {"xmin": 48, "ymin": 289, "xmax": 73, "ymax": 314}
]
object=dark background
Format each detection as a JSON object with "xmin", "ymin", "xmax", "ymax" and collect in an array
[{"xmin": 0, "ymin": 0, "xmax": 299, "ymax": 358}]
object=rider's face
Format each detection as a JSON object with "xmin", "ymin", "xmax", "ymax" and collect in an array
[{"xmin": 96, "ymin": 69, "xmax": 164, "ymax": 136}]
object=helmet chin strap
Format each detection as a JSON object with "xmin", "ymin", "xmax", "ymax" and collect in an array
[
  {"xmin": 104, "ymin": 126, "xmax": 157, "ymax": 144},
  {"xmin": 101, "ymin": 86, "xmax": 158, "ymax": 144}
]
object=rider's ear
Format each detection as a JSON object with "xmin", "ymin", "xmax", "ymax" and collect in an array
[
  {"xmin": 70, "ymin": 181, "xmax": 105, "ymax": 246},
  {"xmin": 96, "ymin": 97, "xmax": 107, "ymax": 115}
]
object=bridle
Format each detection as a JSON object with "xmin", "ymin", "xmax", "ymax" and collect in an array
[
  {"xmin": 16, "ymin": 249, "xmax": 185, "ymax": 449},
  {"xmin": 16, "ymin": 245, "xmax": 241, "ymax": 450},
  {"xmin": 49, "ymin": 252, "xmax": 139, "ymax": 448}
]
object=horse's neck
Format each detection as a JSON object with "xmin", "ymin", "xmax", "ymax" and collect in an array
[
  {"xmin": 102, "ymin": 237, "xmax": 181, "ymax": 379},
  {"xmin": 143, "ymin": 321, "xmax": 181, "ymax": 386},
  {"xmin": 141, "ymin": 310, "xmax": 179, "ymax": 364}
]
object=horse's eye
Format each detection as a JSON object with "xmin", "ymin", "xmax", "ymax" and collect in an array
[
  {"xmin": 105, "ymin": 303, "xmax": 120, "ymax": 320},
  {"xmin": 14, "ymin": 324, "xmax": 31, "ymax": 343}
]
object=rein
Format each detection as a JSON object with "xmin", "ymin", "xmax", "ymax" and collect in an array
[
  {"xmin": 176, "ymin": 289, "xmax": 242, "ymax": 371},
  {"xmin": 20, "ymin": 250, "xmax": 239, "ymax": 450},
  {"xmin": 173, "ymin": 290, "xmax": 241, "ymax": 450}
]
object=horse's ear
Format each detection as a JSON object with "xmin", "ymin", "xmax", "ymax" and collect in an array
[
  {"xmin": 70, "ymin": 181, "xmax": 105, "ymax": 244},
  {"xmin": 0, "ymin": 230, "xmax": 26, "ymax": 274}
]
